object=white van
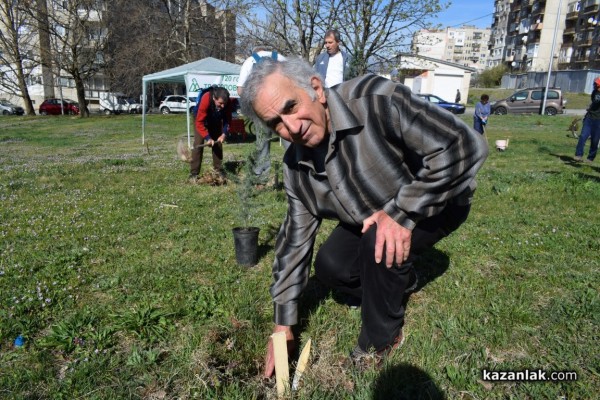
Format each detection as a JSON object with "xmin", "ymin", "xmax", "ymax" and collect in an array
[{"xmin": 99, "ymin": 92, "xmax": 145, "ymax": 115}]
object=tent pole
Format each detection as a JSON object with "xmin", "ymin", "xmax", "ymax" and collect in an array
[
  {"xmin": 142, "ymin": 80, "xmax": 147, "ymax": 144},
  {"xmin": 185, "ymin": 73, "xmax": 192, "ymax": 149}
]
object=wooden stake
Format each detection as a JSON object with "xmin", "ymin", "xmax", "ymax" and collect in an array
[
  {"xmin": 292, "ymin": 338, "xmax": 311, "ymax": 391},
  {"xmin": 271, "ymin": 331, "xmax": 290, "ymax": 398}
]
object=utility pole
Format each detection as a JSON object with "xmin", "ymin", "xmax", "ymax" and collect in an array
[{"xmin": 540, "ymin": 0, "xmax": 563, "ymax": 115}]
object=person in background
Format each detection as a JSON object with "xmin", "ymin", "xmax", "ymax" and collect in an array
[
  {"xmin": 455, "ymin": 89, "xmax": 461, "ymax": 103},
  {"xmin": 473, "ymin": 94, "xmax": 491, "ymax": 134},
  {"xmin": 314, "ymin": 29, "xmax": 352, "ymax": 87},
  {"xmin": 238, "ymin": 46, "xmax": 288, "ymax": 186},
  {"xmin": 574, "ymin": 77, "xmax": 600, "ymax": 163},
  {"xmin": 239, "ymin": 57, "xmax": 488, "ymax": 375},
  {"xmin": 190, "ymin": 87, "xmax": 231, "ymax": 180}
]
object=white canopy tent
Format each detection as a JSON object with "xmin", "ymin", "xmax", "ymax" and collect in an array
[{"xmin": 141, "ymin": 57, "xmax": 241, "ymax": 146}]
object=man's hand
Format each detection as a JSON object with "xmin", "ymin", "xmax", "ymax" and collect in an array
[
  {"xmin": 362, "ymin": 210, "xmax": 412, "ymax": 268},
  {"xmin": 217, "ymin": 134, "xmax": 226, "ymax": 144},
  {"xmin": 205, "ymin": 138, "xmax": 215, "ymax": 147},
  {"xmin": 264, "ymin": 325, "xmax": 295, "ymax": 378}
]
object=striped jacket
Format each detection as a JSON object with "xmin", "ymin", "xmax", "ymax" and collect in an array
[{"xmin": 271, "ymin": 74, "xmax": 488, "ymax": 326}]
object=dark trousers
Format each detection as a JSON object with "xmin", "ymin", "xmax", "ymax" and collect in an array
[
  {"xmin": 314, "ymin": 203, "xmax": 471, "ymax": 352},
  {"xmin": 190, "ymin": 132, "xmax": 223, "ymax": 176}
]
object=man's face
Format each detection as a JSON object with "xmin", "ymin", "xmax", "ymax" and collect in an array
[
  {"xmin": 324, "ymin": 35, "xmax": 340, "ymax": 55},
  {"xmin": 253, "ymin": 72, "xmax": 329, "ymax": 148},
  {"xmin": 213, "ymin": 96, "xmax": 227, "ymax": 110}
]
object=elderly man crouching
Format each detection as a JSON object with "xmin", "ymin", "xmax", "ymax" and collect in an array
[{"xmin": 239, "ymin": 57, "xmax": 488, "ymax": 376}]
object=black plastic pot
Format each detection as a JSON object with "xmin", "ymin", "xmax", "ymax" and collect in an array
[{"xmin": 232, "ymin": 227, "xmax": 260, "ymax": 266}]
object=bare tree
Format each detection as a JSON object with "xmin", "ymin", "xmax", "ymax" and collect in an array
[
  {"xmin": 27, "ymin": 0, "xmax": 110, "ymax": 117},
  {"xmin": 35, "ymin": 0, "xmax": 55, "ymax": 101},
  {"xmin": 105, "ymin": 0, "xmax": 243, "ymax": 97},
  {"xmin": 338, "ymin": 0, "xmax": 445, "ymax": 75},
  {"xmin": 237, "ymin": 0, "xmax": 445, "ymax": 73},
  {"xmin": 0, "ymin": 0, "xmax": 38, "ymax": 115},
  {"xmin": 237, "ymin": 0, "xmax": 340, "ymax": 62}
]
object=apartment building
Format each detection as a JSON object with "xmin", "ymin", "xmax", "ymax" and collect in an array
[
  {"xmin": 412, "ymin": 26, "xmax": 491, "ymax": 72},
  {"xmin": 0, "ymin": 1, "xmax": 235, "ymax": 110},
  {"xmin": 488, "ymin": 0, "xmax": 511, "ymax": 67},
  {"xmin": 488, "ymin": 0, "xmax": 600, "ymax": 71},
  {"xmin": 560, "ymin": 0, "xmax": 600, "ymax": 69}
]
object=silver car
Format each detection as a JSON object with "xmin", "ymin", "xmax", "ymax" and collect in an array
[
  {"xmin": 0, "ymin": 100, "xmax": 25, "ymax": 115},
  {"xmin": 491, "ymin": 88, "xmax": 566, "ymax": 116},
  {"xmin": 158, "ymin": 95, "xmax": 196, "ymax": 114}
]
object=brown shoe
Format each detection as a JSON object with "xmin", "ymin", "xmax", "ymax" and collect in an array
[{"xmin": 349, "ymin": 330, "xmax": 405, "ymax": 370}]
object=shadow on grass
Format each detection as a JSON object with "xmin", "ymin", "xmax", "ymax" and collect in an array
[
  {"xmin": 411, "ymin": 248, "xmax": 450, "ymax": 294},
  {"xmin": 293, "ymin": 247, "xmax": 452, "ymax": 336},
  {"xmin": 257, "ymin": 224, "xmax": 280, "ymax": 260},
  {"xmin": 549, "ymin": 153, "xmax": 600, "ymax": 179},
  {"xmin": 373, "ymin": 363, "xmax": 445, "ymax": 400},
  {"xmin": 224, "ymin": 160, "xmax": 245, "ymax": 174}
]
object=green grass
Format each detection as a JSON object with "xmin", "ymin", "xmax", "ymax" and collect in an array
[{"xmin": 1, "ymin": 113, "xmax": 598, "ymax": 399}]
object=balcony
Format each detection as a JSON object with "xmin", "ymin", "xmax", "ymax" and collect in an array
[
  {"xmin": 566, "ymin": 11, "xmax": 579, "ymax": 20},
  {"xmin": 584, "ymin": 2, "xmax": 599, "ymax": 13},
  {"xmin": 563, "ymin": 27, "xmax": 576, "ymax": 35},
  {"xmin": 581, "ymin": 38, "xmax": 595, "ymax": 46},
  {"xmin": 530, "ymin": 22, "xmax": 544, "ymax": 30}
]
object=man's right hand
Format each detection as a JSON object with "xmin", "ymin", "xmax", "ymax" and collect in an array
[
  {"xmin": 206, "ymin": 138, "xmax": 215, "ymax": 147},
  {"xmin": 264, "ymin": 325, "xmax": 295, "ymax": 378}
]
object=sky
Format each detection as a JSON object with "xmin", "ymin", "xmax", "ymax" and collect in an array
[{"xmin": 431, "ymin": 0, "xmax": 496, "ymax": 29}]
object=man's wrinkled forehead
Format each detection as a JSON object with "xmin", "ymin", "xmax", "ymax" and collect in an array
[{"xmin": 254, "ymin": 73, "xmax": 293, "ymax": 117}]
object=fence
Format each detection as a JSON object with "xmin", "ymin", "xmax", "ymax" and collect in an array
[{"xmin": 501, "ymin": 69, "xmax": 600, "ymax": 94}]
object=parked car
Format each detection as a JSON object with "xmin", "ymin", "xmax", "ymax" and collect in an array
[
  {"xmin": 0, "ymin": 100, "xmax": 25, "ymax": 115},
  {"xmin": 99, "ymin": 92, "xmax": 146, "ymax": 114},
  {"xmin": 39, "ymin": 98, "xmax": 80, "ymax": 115},
  {"xmin": 417, "ymin": 94, "xmax": 466, "ymax": 114},
  {"xmin": 158, "ymin": 95, "xmax": 196, "ymax": 114},
  {"xmin": 491, "ymin": 88, "xmax": 566, "ymax": 116}
]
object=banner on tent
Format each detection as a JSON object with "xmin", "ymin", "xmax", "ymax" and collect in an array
[{"xmin": 186, "ymin": 74, "xmax": 239, "ymax": 98}]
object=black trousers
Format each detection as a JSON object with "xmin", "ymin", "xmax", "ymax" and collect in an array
[{"xmin": 314, "ymin": 203, "xmax": 471, "ymax": 352}]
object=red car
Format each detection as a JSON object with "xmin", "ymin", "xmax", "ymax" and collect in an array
[{"xmin": 39, "ymin": 98, "xmax": 80, "ymax": 115}]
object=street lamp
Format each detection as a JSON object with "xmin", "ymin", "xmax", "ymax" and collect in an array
[{"xmin": 588, "ymin": 17, "xmax": 598, "ymax": 26}]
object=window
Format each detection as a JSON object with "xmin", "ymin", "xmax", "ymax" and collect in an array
[
  {"xmin": 568, "ymin": 1, "xmax": 581, "ymax": 13},
  {"xmin": 514, "ymin": 91, "xmax": 528, "ymax": 101}
]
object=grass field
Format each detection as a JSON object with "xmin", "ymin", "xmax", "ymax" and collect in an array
[{"xmin": 1, "ymin": 112, "xmax": 598, "ymax": 399}]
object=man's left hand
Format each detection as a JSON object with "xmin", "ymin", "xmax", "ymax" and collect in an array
[{"xmin": 362, "ymin": 211, "xmax": 412, "ymax": 268}]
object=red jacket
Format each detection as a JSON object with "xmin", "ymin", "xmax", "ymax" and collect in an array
[{"xmin": 194, "ymin": 91, "xmax": 232, "ymax": 139}]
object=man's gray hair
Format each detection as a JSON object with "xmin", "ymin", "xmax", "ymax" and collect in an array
[{"xmin": 239, "ymin": 57, "xmax": 321, "ymax": 127}]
